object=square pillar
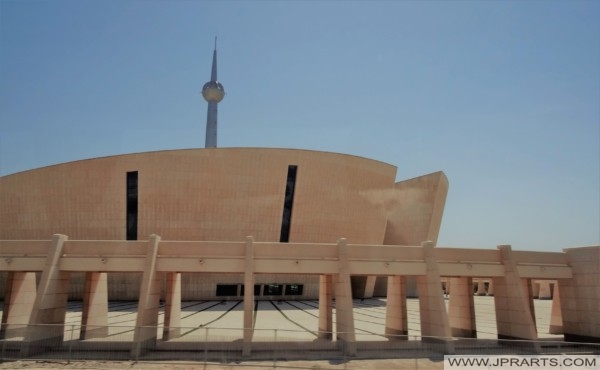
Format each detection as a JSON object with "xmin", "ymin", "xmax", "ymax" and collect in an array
[
  {"xmin": 531, "ymin": 281, "xmax": 540, "ymax": 298},
  {"xmin": 475, "ymin": 279, "xmax": 486, "ymax": 296},
  {"xmin": 538, "ymin": 280, "xmax": 552, "ymax": 299},
  {"xmin": 242, "ymin": 236, "xmax": 255, "ymax": 356},
  {"xmin": 523, "ymin": 278, "xmax": 537, "ymax": 328},
  {"xmin": 80, "ymin": 272, "xmax": 108, "ymax": 339},
  {"xmin": 486, "ymin": 280, "xmax": 494, "ymax": 296},
  {"xmin": 384, "ymin": 275, "xmax": 407, "ymax": 339},
  {"xmin": 318, "ymin": 274, "xmax": 333, "ymax": 339},
  {"xmin": 559, "ymin": 246, "xmax": 600, "ymax": 343},
  {"xmin": 416, "ymin": 241, "xmax": 454, "ymax": 354},
  {"xmin": 22, "ymin": 234, "xmax": 70, "ymax": 357},
  {"xmin": 162, "ymin": 272, "xmax": 181, "ymax": 341},
  {"xmin": 131, "ymin": 235, "xmax": 162, "ymax": 359},
  {"xmin": 0, "ymin": 272, "xmax": 37, "ymax": 339},
  {"xmin": 492, "ymin": 245, "xmax": 539, "ymax": 346},
  {"xmin": 549, "ymin": 283, "xmax": 563, "ymax": 334},
  {"xmin": 363, "ymin": 276, "xmax": 377, "ymax": 298},
  {"xmin": 448, "ymin": 277, "xmax": 476, "ymax": 338},
  {"xmin": 335, "ymin": 238, "xmax": 356, "ymax": 356}
]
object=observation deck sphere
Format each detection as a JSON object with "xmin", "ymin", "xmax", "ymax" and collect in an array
[{"xmin": 202, "ymin": 81, "xmax": 225, "ymax": 102}]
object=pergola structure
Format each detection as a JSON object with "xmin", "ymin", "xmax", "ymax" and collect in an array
[{"xmin": 1, "ymin": 235, "xmax": 597, "ymax": 358}]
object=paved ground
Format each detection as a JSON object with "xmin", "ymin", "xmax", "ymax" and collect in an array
[
  {"xmin": 53, "ymin": 296, "xmax": 558, "ymax": 341},
  {"xmin": 0, "ymin": 358, "xmax": 446, "ymax": 369},
  {"xmin": 0, "ymin": 359, "xmax": 444, "ymax": 370},
  {"xmin": 0, "ymin": 297, "xmax": 560, "ymax": 369}
]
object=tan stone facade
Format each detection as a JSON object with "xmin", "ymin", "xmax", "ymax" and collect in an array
[
  {"xmin": 0, "ymin": 148, "xmax": 599, "ymax": 355},
  {"xmin": 1, "ymin": 148, "xmax": 448, "ymax": 300},
  {"xmin": 0, "ymin": 148, "xmax": 396, "ymax": 243}
]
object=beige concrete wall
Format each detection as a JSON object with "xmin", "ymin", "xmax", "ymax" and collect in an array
[
  {"xmin": 68, "ymin": 272, "xmax": 320, "ymax": 301},
  {"xmin": 559, "ymin": 246, "xmax": 600, "ymax": 342},
  {"xmin": 376, "ymin": 171, "xmax": 449, "ymax": 297},
  {"xmin": 382, "ymin": 171, "xmax": 448, "ymax": 246},
  {"xmin": 0, "ymin": 148, "xmax": 395, "ymax": 244}
]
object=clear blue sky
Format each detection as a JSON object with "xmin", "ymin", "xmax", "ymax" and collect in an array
[{"xmin": 1, "ymin": 1, "xmax": 598, "ymax": 252}]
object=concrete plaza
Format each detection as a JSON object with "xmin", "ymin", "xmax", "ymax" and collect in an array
[
  {"xmin": 6, "ymin": 296, "xmax": 557, "ymax": 343},
  {"xmin": 0, "ymin": 297, "xmax": 586, "ymax": 370}
]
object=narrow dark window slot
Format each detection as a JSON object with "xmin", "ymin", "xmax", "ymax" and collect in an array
[
  {"xmin": 285, "ymin": 284, "xmax": 303, "ymax": 296},
  {"xmin": 264, "ymin": 284, "xmax": 283, "ymax": 296},
  {"xmin": 279, "ymin": 165, "xmax": 297, "ymax": 242},
  {"xmin": 216, "ymin": 284, "xmax": 238, "ymax": 297},
  {"xmin": 126, "ymin": 171, "xmax": 138, "ymax": 241}
]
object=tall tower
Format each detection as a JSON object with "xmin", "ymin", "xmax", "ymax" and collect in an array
[{"xmin": 202, "ymin": 38, "xmax": 225, "ymax": 148}]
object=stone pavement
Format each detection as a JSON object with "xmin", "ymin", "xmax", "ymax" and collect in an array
[
  {"xmin": 0, "ymin": 358, "xmax": 446, "ymax": 369},
  {"xmin": 1, "ymin": 296, "xmax": 559, "ymax": 342},
  {"xmin": 0, "ymin": 297, "xmax": 559, "ymax": 369},
  {"xmin": 57, "ymin": 296, "xmax": 559, "ymax": 341}
]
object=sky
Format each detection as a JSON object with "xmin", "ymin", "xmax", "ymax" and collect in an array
[{"xmin": 1, "ymin": 1, "xmax": 598, "ymax": 252}]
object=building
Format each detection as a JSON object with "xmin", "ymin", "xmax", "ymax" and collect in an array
[
  {"xmin": 0, "ymin": 43, "xmax": 598, "ymax": 358},
  {"xmin": 0, "ymin": 147, "xmax": 448, "ymax": 300}
]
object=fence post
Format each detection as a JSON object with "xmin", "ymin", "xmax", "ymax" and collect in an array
[
  {"xmin": 1, "ymin": 329, "xmax": 5, "ymax": 362},
  {"xmin": 67, "ymin": 324, "xmax": 74, "ymax": 364},
  {"xmin": 203, "ymin": 327, "xmax": 209, "ymax": 367},
  {"xmin": 273, "ymin": 329, "xmax": 278, "ymax": 369}
]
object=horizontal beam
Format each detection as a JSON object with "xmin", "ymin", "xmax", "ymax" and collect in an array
[
  {"xmin": 254, "ymin": 259, "xmax": 338, "ymax": 274},
  {"xmin": 156, "ymin": 258, "xmax": 245, "ymax": 273},
  {"xmin": 348, "ymin": 261, "xmax": 426, "ymax": 275},
  {"xmin": 438, "ymin": 263, "xmax": 504, "ymax": 277},
  {"xmin": 512, "ymin": 250, "xmax": 569, "ymax": 265},
  {"xmin": 59, "ymin": 257, "xmax": 146, "ymax": 272},
  {"xmin": 517, "ymin": 265, "xmax": 572, "ymax": 279},
  {"xmin": 0, "ymin": 240, "xmax": 50, "ymax": 256},
  {"xmin": 63, "ymin": 240, "xmax": 147, "ymax": 256},
  {"xmin": 158, "ymin": 241, "xmax": 245, "ymax": 257},
  {"xmin": 434, "ymin": 248, "xmax": 501, "ymax": 263},
  {"xmin": 0, "ymin": 239, "xmax": 574, "ymax": 280},
  {"xmin": 0, "ymin": 257, "xmax": 46, "ymax": 271}
]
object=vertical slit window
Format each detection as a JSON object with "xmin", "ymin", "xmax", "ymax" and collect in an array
[
  {"xmin": 126, "ymin": 171, "xmax": 138, "ymax": 241},
  {"xmin": 279, "ymin": 165, "xmax": 297, "ymax": 243},
  {"xmin": 216, "ymin": 284, "xmax": 238, "ymax": 297}
]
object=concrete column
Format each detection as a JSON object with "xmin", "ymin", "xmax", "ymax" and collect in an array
[
  {"xmin": 384, "ymin": 275, "xmax": 407, "ymax": 339},
  {"xmin": 132, "ymin": 235, "xmax": 162, "ymax": 358},
  {"xmin": 0, "ymin": 272, "xmax": 37, "ymax": 339},
  {"xmin": 80, "ymin": 272, "xmax": 108, "ymax": 339},
  {"xmin": 363, "ymin": 276, "xmax": 377, "ymax": 298},
  {"xmin": 531, "ymin": 281, "xmax": 540, "ymax": 299},
  {"xmin": 334, "ymin": 238, "xmax": 356, "ymax": 356},
  {"xmin": 405, "ymin": 276, "xmax": 418, "ymax": 298},
  {"xmin": 416, "ymin": 241, "xmax": 454, "ymax": 354},
  {"xmin": 549, "ymin": 283, "xmax": 563, "ymax": 334},
  {"xmin": 448, "ymin": 277, "xmax": 476, "ymax": 338},
  {"xmin": 22, "ymin": 234, "xmax": 70, "ymax": 356},
  {"xmin": 475, "ymin": 279, "xmax": 486, "ymax": 296},
  {"xmin": 538, "ymin": 281, "xmax": 552, "ymax": 299},
  {"xmin": 492, "ymin": 245, "xmax": 539, "ymax": 345},
  {"xmin": 242, "ymin": 236, "xmax": 255, "ymax": 356},
  {"xmin": 163, "ymin": 272, "xmax": 181, "ymax": 341},
  {"xmin": 441, "ymin": 279, "xmax": 448, "ymax": 296},
  {"xmin": 318, "ymin": 274, "xmax": 333, "ymax": 339},
  {"xmin": 487, "ymin": 280, "xmax": 494, "ymax": 296},
  {"xmin": 523, "ymin": 278, "xmax": 537, "ymax": 328},
  {"xmin": 558, "ymin": 246, "xmax": 599, "ymax": 343}
]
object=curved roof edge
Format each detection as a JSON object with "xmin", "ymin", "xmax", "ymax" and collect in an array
[{"xmin": 1, "ymin": 147, "xmax": 397, "ymax": 178}]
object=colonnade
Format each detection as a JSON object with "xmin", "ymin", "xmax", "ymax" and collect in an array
[{"xmin": 1, "ymin": 235, "xmax": 598, "ymax": 358}]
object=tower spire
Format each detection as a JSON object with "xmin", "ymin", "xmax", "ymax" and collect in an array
[
  {"xmin": 202, "ymin": 37, "xmax": 225, "ymax": 148},
  {"xmin": 211, "ymin": 36, "xmax": 218, "ymax": 82}
]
